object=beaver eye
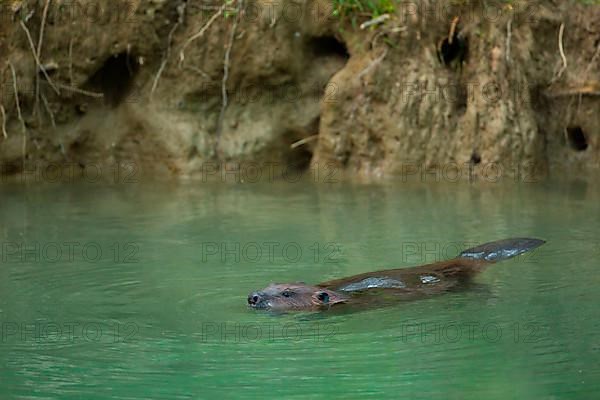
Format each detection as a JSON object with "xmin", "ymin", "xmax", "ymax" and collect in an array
[
  {"xmin": 317, "ymin": 292, "xmax": 329, "ymax": 303},
  {"xmin": 281, "ymin": 290, "xmax": 293, "ymax": 297}
]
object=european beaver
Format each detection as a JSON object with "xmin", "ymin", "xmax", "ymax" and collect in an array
[{"xmin": 248, "ymin": 238, "xmax": 545, "ymax": 311}]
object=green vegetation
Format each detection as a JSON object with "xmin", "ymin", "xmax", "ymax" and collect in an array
[{"xmin": 332, "ymin": 0, "xmax": 396, "ymax": 19}]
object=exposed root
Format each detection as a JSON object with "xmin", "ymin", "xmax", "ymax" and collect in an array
[
  {"xmin": 34, "ymin": 0, "xmax": 52, "ymax": 114},
  {"xmin": 269, "ymin": 13, "xmax": 278, "ymax": 28},
  {"xmin": 41, "ymin": 93, "xmax": 56, "ymax": 128},
  {"xmin": 545, "ymin": 82, "xmax": 600, "ymax": 97},
  {"xmin": 54, "ymin": 82, "xmax": 104, "ymax": 98},
  {"xmin": 152, "ymin": 34, "xmax": 177, "ymax": 95},
  {"xmin": 358, "ymin": 48, "xmax": 388, "ymax": 80},
  {"xmin": 36, "ymin": 0, "xmax": 51, "ymax": 65},
  {"xmin": 19, "ymin": 20, "xmax": 60, "ymax": 95},
  {"xmin": 216, "ymin": 0, "xmax": 243, "ymax": 143},
  {"xmin": 359, "ymin": 14, "xmax": 390, "ymax": 30},
  {"xmin": 183, "ymin": 65, "xmax": 210, "ymax": 79},
  {"xmin": 8, "ymin": 61, "xmax": 27, "ymax": 161},
  {"xmin": 371, "ymin": 25, "xmax": 406, "ymax": 49},
  {"xmin": 506, "ymin": 18, "xmax": 512, "ymax": 63},
  {"xmin": 555, "ymin": 23, "xmax": 567, "ymax": 81},
  {"xmin": 68, "ymin": 37, "xmax": 74, "ymax": 87},
  {"xmin": 151, "ymin": 2, "xmax": 185, "ymax": 97},
  {"xmin": 448, "ymin": 16, "xmax": 460, "ymax": 45},
  {"xmin": 568, "ymin": 41, "xmax": 600, "ymax": 123},
  {"xmin": 583, "ymin": 41, "xmax": 600, "ymax": 79},
  {"xmin": 290, "ymin": 135, "xmax": 318, "ymax": 149},
  {"xmin": 179, "ymin": 2, "xmax": 227, "ymax": 65},
  {"xmin": 151, "ymin": 24, "xmax": 179, "ymax": 96},
  {"xmin": 0, "ymin": 105, "xmax": 7, "ymax": 139}
]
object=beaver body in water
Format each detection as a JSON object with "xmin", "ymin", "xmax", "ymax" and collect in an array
[{"xmin": 248, "ymin": 238, "xmax": 545, "ymax": 311}]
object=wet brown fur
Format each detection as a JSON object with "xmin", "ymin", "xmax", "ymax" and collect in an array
[
  {"xmin": 250, "ymin": 258, "xmax": 489, "ymax": 311},
  {"xmin": 248, "ymin": 238, "xmax": 545, "ymax": 312}
]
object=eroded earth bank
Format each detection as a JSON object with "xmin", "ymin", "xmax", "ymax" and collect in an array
[{"xmin": 0, "ymin": 0, "xmax": 599, "ymax": 181}]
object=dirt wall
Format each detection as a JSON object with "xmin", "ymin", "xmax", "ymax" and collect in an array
[{"xmin": 0, "ymin": 0, "xmax": 598, "ymax": 180}]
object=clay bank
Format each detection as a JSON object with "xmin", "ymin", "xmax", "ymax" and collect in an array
[{"xmin": 0, "ymin": 0, "xmax": 599, "ymax": 181}]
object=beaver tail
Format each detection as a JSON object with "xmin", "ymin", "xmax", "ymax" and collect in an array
[
  {"xmin": 458, "ymin": 238, "xmax": 546, "ymax": 263},
  {"xmin": 427, "ymin": 238, "xmax": 546, "ymax": 282}
]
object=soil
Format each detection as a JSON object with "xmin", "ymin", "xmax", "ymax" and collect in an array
[{"xmin": 0, "ymin": 0, "xmax": 598, "ymax": 181}]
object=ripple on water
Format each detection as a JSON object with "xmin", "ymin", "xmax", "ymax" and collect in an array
[{"xmin": 1, "ymin": 181, "xmax": 600, "ymax": 399}]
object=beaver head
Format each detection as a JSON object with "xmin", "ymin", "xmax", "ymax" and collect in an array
[{"xmin": 247, "ymin": 283, "xmax": 347, "ymax": 311}]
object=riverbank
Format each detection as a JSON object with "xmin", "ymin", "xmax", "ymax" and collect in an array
[{"xmin": 1, "ymin": 0, "xmax": 598, "ymax": 181}]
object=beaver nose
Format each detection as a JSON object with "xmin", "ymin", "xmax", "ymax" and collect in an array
[{"xmin": 248, "ymin": 292, "xmax": 263, "ymax": 305}]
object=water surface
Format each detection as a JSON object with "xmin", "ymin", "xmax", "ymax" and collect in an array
[{"xmin": 1, "ymin": 178, "xmax": 599, "ymax": 399}]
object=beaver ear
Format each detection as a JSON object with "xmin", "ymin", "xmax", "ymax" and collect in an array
[
  {"xmin": 316, "ymin": 291, "xmax": 330, "ymax": 304},
  {"xmin": 315, "ymin": 290, "xmax": 346, "ymax": 305}
]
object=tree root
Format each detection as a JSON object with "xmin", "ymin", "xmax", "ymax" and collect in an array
[
  {"xmin": 545, "ymin": 82, "xmax": 600, "ymax": 97},
  {"xmin": 357, "ymin": 48, "xmax": 388, "ymax": 83},
  {"xmin": 179, "ymin": 2, "xmax": 227, "ymax": 65},
  {"xmin": 151, "ymin": 2, "xmax": 186, "ymax": 97},
  {"xmin": 0, "ymin": 105, "xmax": 7, "ymax": 139},
  {"xmin": 555, "ymin": 23, "xmax": 568, "ymax": 81},
  {"xmin": 54, "ymin": 82, "xmax": 104, "ymax": 98},
  {"xmin": 34, "ymin": 0, "xmax": 52, "ymax": 115},
  {"xmin": 360, "ymin": 14, "xmax": 390, "ymax": 30},
  {"xmin": 291, "ymin": 135, "xmax": 318, "ymax": 149},
  {"xmin": 216, "ymin": 0, "xmax": 243, "ymax": 142},
  {"xmin": 19, "ymin": 20, "xmax": 60, "ymax": 95},
  {"xmin": 68, "ymin": 37, "xmax": 74, "ymax": 87},
  {"xmin": 506, "ymin": 18, "xmax": 512, "ymax": 63},
  {"xmin": 41, "ymin": 92, "xmax": 56, "ymax": 128},
  {"xmin": 8, "ymin": 61, "xmax": 27, "ymax": 160}
]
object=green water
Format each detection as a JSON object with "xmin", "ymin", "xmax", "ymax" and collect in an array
[{"xmin": 1, "ymin": 179, "xmax": 599, "ymax": 399}]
